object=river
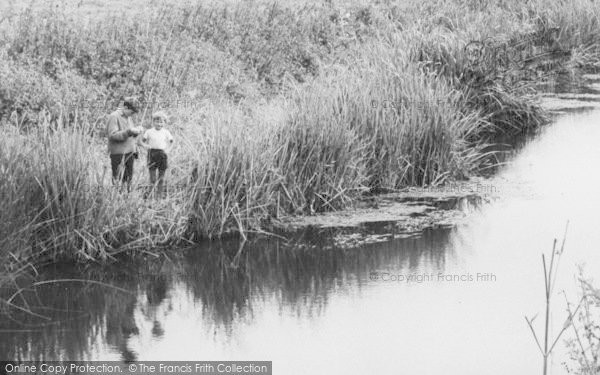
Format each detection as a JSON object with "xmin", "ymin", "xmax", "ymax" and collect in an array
[{"xmin": 2, "ymin": 75, "xmax": 600, "ymax": 375}]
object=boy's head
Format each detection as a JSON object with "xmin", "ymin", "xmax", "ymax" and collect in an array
[
  {"xmin": 152, "ymin": 111, "xmax": 168, "ymax": 129},
  {"xmin": 464, "ymin": 40, "xmax": 484, "ymax": 66},
  {"xmin": 122, "ymin": 97, "xmax": 140, "ymax": 117}
]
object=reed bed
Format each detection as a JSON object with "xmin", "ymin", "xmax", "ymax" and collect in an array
[{"xmin": 2, "ymin": 0, "xmax": 600, "ymax": 277}]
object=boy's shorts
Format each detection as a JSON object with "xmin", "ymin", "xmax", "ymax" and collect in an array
[{"xmin": 148, "ymin": 149, "xmax": 168, "ymax": 171}]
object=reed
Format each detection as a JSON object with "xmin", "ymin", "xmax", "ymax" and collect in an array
[
  {"xmin": 0, "ymin": 121, "xmax": 183, "ymax": 272},
  {"xmin": 183, "ymin": 104, "xmax": 280, "ymax": 240},
  {"xmin": 1, "ymin": 0, "xmax": 600, "ymax": 277},
  {"xmin": 524, "ymin": 224, "xmax": 585, "ymax": 375},
  {"xmin": 274, "ymin": 76, "xmax": 369, "ymax": 213}
]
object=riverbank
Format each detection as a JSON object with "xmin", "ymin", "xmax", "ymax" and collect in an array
[
  {"xmin": 271, "ymin": 177, "xmax": 494, "ymax": 231},
  {"xmin": 2, "ymin": 0, "xmax": 600, "ymax": 281}
]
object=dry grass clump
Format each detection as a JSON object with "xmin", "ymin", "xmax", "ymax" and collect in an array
[
  {"xmin": 285, "ymin": 44, "xmax": 488, "ymax": 193},
  {"xmin": 182, "ymin": 105, "xmax": 280, "ymax": 240},
  {"xmin": 274, "ymin": 77, "xmax": 369, "ymax": 213}
]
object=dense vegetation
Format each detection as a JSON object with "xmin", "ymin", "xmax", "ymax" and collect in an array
[{"xmin": 2, "ymin": 0, "xmax": 600, "ymax": 279}]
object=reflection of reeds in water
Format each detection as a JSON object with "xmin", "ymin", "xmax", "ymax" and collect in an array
[
  {"xmin": 0, "ymin": 273, "xmax": 138, "ymax": 361},
  {"xmin": 0, "ymin": 228, "xmax": 452, "ymax": 360}
]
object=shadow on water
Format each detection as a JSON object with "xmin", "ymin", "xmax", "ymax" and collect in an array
[{"xmin": 0, "ymin": 226, "xmax": 455, "ymax": 361}]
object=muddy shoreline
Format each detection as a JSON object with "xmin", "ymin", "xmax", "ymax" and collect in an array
[{"xmin": 269, "ymin": 177, "xmax": 496, "ymax": 239}]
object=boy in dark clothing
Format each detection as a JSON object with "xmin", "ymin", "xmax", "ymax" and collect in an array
[{"xmin": 106, "ymin": 97, "xmax": 143, "ymax": 191}]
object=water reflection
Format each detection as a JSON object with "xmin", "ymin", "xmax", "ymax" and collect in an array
[{"xmin": 0, "ymin": 227, "xmax": 454, "ymax": 362}]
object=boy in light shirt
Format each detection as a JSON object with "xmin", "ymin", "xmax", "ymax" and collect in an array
[{"xmin": 141, "ymin": 111, "xmax": 174, "ymax": 197}]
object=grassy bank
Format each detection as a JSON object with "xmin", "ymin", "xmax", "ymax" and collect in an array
[{"xmin": 2, "ymin": 0, "xmax": 600, "ymax": 279}]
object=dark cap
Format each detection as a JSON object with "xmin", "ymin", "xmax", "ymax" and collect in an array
[{"xmin": 123, "ymin": 97, "xmax": 140, "ymax": 113}]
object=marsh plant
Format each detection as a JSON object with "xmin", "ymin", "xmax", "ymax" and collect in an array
[
  {"xmin": 2, "ymin": 0, "xmax": 600, "ymax": 280},
  {"xmin": 565, "ymin": 271, "xmax": 600, "ymax": 375},
  {"xmin": 524, "ymin": 226, "xmax": 600, "ymax": 375},
  {"xmin": 525, "ymin": 226, "xmax": 574, "ymax": 375}
]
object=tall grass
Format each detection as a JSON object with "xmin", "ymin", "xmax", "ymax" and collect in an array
[
  {"xmin": 0, "ymin": 122, "xmax": 185, "ymax": 278},
  {"xmin": 183, "ymin": 105, "xmax": 280, "ymax": 240},
  {"xmin": 2, "ymin": 0, "xmax": 600, "ymax": 274},
  {"xmin": 274, "ymin": 77, "xmax": 369, "ymax": 212}
]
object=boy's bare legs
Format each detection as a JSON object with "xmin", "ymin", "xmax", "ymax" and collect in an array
[
  {"xmin": 146, "ymin": 168, "xmax": 166, "ymax": 198},
  {"xmin": 111, "ymin": 153, "xmax": 134, "ymax": 193},
  {"xmin": 149, "ymin": 168, "xmax": 158, "ymax": 186},
  {"xmin": 157, "ymin": 170, "xmax": 166, "ymax": 197},
  {"xmin": 146, "ymin": 167, "xmax": 158, "ymax": 199}
]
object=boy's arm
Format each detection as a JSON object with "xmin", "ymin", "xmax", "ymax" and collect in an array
[
  {"xmin": 166, "ymin": 130, "xmax": 174, "ymax": 152},
  {"xmin": 140, "ymin": 130, "xmax": 151, "ymax": 148},
  {"xmin": 106, "ymin": 115, "xmax": 131, "ymax": 142}
]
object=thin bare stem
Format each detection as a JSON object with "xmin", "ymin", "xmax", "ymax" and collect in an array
[{"xmin": 525, "ymin": 315, "xmax": 545, "ymax": 355}]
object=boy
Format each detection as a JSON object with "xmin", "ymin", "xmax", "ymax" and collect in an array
[
  {"xmin": 106, "ymin": 97, "xmax": 143, "ymax": 191},
  {"xmin": 141, "ymin": 111, "xmax": 174, "ymax": 197}
]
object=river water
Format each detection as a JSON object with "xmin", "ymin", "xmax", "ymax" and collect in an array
[{"xmin": 2, "ymin": 76, "xmax": 600, "ymax": 374}]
